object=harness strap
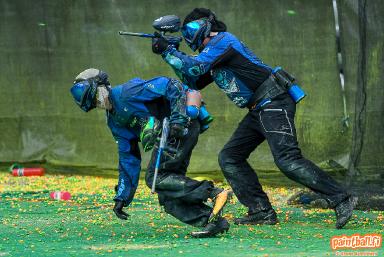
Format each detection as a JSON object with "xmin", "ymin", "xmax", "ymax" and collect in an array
[{"xmin": 246, "ymin": 74, "xmax": 285, "ymax": 110}]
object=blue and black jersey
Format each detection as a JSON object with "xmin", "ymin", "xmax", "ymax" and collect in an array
[
  {"xmin": 106, "ymin": 77, "xmax": 188, "ymax": 205},
  {"xmin": 162, "ymin": 32, "xmax": 272, "ymax": 108}
]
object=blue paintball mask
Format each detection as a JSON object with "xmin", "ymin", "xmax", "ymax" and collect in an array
[
  {"xmin": 70, "ymin": 79, "xmax": 98, "ymax": 112},
  {"xmin": 181, "ymin": 19, "xmax": 211, "ymax": 52},
  {"xmin": 70, "ymin": 68, "xmax": 110, "ymax": 112}
]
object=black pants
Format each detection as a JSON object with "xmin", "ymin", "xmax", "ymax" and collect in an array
[
  {"xmin": 146, "ymin": 120, "xmax": 219, "ymax": 227},
  {"xmin": 218, "ymin": 93, "xmax": 349, "ymax": 214}
]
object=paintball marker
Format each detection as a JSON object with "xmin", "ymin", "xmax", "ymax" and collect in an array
[
  {"xmin": 119, "ymin": 15, "xmax": 182, "ymax": 46},
  {"xmin": 151, "ymin": 117, "xmax": 170, "ymax": 194}
]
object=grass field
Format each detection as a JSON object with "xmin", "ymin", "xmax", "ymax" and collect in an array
[{"xmin": 0, "ymin": 172, "xmax": 383, "ymax": 257}]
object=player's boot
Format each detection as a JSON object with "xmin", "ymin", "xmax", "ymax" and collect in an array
[
  {"xmin": 191, "ymin": 217, "xmax": 230, "ymax": 238},
  {"xmin": 209, "ymin": 190, "xmax": 233, "ymax": 221},
  {"xmin": 234, "ymin": 208, "xmax": 278, "ymax": 225},
  {"xmin": 335, "ymin": 196, "xmax": 358, "ymax": 229}
]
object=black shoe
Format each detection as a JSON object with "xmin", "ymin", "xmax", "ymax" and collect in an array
[
  {"xmin": 113, "ymin": 200, "xmax": 129, "ymax": 220},
  {"xmin": 234, "ymin": 208, "xmax": 278, "ymax": 225},
  {"xmin": 335, "ymin": 196, "xmax": 358, "ymax": 229},
  {"xmin": 191, "ymin": 217, "xmax": 230, "ymax": 238}
]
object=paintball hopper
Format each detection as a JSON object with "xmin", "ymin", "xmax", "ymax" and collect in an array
[
  {"xmin": 119, "ymin": 15, "xmax": 182, "ymax": 45},
  {"xmin": 152, "ymin": 15, "xmax": 181, "ymax": 33}
]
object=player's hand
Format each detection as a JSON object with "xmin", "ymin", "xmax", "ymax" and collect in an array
[
  {"xmin": 140, "ymin": 116, "xmax": 161, "ymax": 152},
  {"xmin": 152, "ymin": 32, "xmax": 170, "ymax": 54},
  {"xmin": 169, "ymin": 123, "xmax": 187, "ymax": 139},
  {"xmin": 113, "ymin": 200, "xmax": 129, "ymax": 220}
]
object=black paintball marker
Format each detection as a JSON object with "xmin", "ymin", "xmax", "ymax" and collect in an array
[{"xmin": 119, "ymin": 15, "xmax": 182, "ymax": 46}]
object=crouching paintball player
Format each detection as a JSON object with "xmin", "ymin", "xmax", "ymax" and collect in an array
[
  {"xmin": 151, "ymin": 8, "xmax": 357, "ymax": 229},
  {"xmin": 70, "ymin": 68, "xmax": 231, "ymax": 237}
]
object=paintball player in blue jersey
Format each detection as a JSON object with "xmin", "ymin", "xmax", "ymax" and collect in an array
[
  {"xmin": 70, "ymin": 68, "xmax": 231, "ymax": 237},
  {"xmin": 151, "ymin": 8, "xmax": 357, "ymax": 229}
]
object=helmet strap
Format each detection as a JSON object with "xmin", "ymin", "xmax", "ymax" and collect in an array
[{"xmin": 96, "ymin": 86, "xmax": 112, "ymax": 110}]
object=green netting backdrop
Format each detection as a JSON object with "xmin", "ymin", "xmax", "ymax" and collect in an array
[{"xmin": 0, "ymin": 0, "xmax": 382, "ymax": 182}]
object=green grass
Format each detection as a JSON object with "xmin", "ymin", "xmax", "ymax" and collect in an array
[{"xmin": 0, "ymin": 173, "xmax": 383, "ymax": 257}]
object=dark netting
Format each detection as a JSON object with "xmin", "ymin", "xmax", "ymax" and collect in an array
[{"xmin": 338, "ymin": 0, "xmax": 384, "ymax": 189}]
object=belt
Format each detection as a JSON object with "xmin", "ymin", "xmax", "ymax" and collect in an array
[{"xmin": 246, "ymin": 74, "xmax": 286, "ymax": 110}]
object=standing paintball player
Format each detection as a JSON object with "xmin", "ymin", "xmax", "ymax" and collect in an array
[
  {"xmin": 70, "ymin": 68, "xmax": 231, "ymax": 237},
  {"xmin": 151, "ymin": 8, "xmax": 357, "ymax": 229}
]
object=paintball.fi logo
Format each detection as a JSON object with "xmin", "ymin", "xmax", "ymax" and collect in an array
[{"xmin": 330, "ymin": 234, "xmax": 382, "ymax": 250}]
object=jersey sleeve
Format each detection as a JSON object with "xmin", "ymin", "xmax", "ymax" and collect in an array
[
  {"xmin": 161, "ymin": 34, "xmax": 230, "ymax": 89},
  {"xmin": 162, "ymin": 78, "xmax": 188, "ymax": 125},
  {"xmin": 137, "ymin": 78, "xmax": 189, "ymax": 125}
]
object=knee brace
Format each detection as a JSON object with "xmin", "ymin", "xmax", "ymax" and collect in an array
[{"xmin": 274, "ymin": 158, "xmax": 300, "ymax": 179}]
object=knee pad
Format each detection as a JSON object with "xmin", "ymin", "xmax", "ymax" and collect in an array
[
  {"xmin": 275, "ymin": 158, "xmax": 304, "ymax": 180},
  {"xmin": 218, "ymin": 151, "xmax": 241, "ymax": 177},
  {"xmin": 218, "ymin": 149, "xmax": 241, "ymax": 168}
]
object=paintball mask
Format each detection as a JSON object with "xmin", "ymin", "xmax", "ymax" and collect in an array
[
  {"xmin": 181, "ymin": 18, "xmax": 211, "ymax": 52},
  {"xmin": 70, "ymin": 68, "xmax": 110, "ymax": 112}
]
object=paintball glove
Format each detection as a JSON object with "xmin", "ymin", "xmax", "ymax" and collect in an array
[
  {"xmin": 152, "ymin": 32, "xmax": 179, "ymax": 54},
  {"xmin": 113, "ymin": 200, "xmax": 129, "ymax": 220},
  {"xmin": 169, "ymin": 123, "xmax": 187, "ymax": 139},
  {"xmin": 140, "ymin": 116, "xmax": 161, "ymax": 152}
]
